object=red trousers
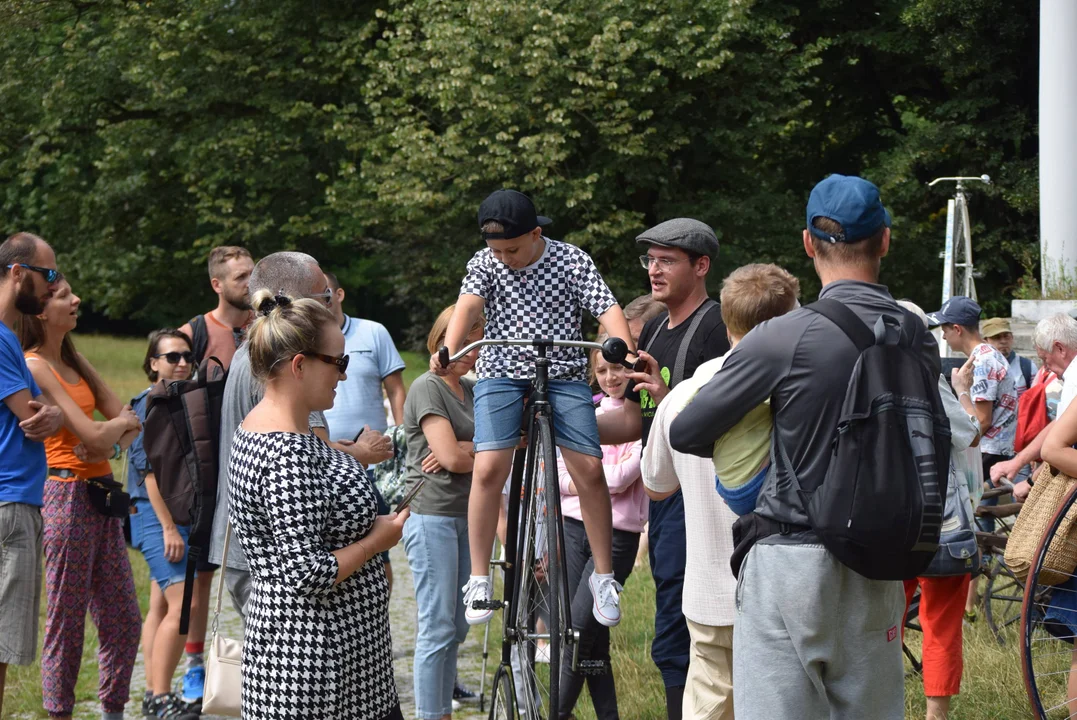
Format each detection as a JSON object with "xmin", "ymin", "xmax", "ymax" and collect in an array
[{"xmin": 903, "ymin": 574, "xmax": 971, "ymax": 697}]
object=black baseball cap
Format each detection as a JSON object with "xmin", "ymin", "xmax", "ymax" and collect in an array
[{"xmin": 478, "ymin": 190, "xmax": 552, "ymax": 240}]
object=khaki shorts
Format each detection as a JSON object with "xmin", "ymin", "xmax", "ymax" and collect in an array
[{"xmin": 0, "ymin": 502, "xmax": 43, "ymax": 666}]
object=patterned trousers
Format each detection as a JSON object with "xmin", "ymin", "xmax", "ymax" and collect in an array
[{"xmin": 41, "ymin": 478, "xmax": 141, "ymax": 715}]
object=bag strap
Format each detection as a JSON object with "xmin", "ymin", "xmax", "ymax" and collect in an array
[
  {"xmin": 210, "ymin": 522, "xmax": 231, "ymax": 637},
  {"xmin": 672, "ymin": 299, "xmax": 718, "ymax": 387},
  {"xmin": 805, "ymin": 299, "xmax": 874, "ymax": 351},
  {"xmin": 641, "ymin": 312, "xmax": 669, "ymax": 355},
  {"xmin": 1021, "ymin": 355, "xmax": 1033, "ymax": 389}
]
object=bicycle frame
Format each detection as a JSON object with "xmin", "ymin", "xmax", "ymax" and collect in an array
[{"xmin": 496, "ymin": 342, "xmax": 579, "ymax": 667}]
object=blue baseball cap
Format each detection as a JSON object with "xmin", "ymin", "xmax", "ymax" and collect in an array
[
  {"xmin": 806, "ymin": 174, "xmax": 892, "ymax": 243},
  {"xmin": 926, "ymin": 296, "xmax": 982, "ymax": 328}
]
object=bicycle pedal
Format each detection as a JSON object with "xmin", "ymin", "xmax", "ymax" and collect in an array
[{"xmin": 472, "ymin": 599, "xmax": 505, "ymax": 611}]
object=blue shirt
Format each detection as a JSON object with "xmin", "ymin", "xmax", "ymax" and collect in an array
[
  {"xmin": 324, "ymin": 315, "xmax": 405, "ymax": 441},
  {"xmin": 126, "ymin": 388, "xmax": 152, "ymax": 501},
  {"xmin": 0, "ymin": 321, "xmax": 47, "ymax": 506}
]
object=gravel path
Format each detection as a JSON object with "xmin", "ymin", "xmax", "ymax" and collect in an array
[{"xmin": 65, "ymin": 544, "xmax": 489, "ymax": 719}]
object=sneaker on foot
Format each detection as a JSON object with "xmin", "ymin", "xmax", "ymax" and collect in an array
[
  {"xmin": 453, "ymin": 679, "xmax": 477, "ymax": 701},
  {"xmin": 463, "ymin": 576, "xmax": 494, "ymax": 625},
  {"xmin": 147, "ymin": 692, "xmax": 201, "ymax": 720},
  {"xmin": 181, "ymin": 664, "xmax": 205, "ymax": 703},
  {"xmin": 590, "ymin": 573, "xmax": 623, "ymax": 627},
  {"xmin": 535, "ymin": 642, "xmax": 550, "ymax": 664},
  {"xmin": 452, "ymin": 699, "xmax": 462, "ymax": 712}
]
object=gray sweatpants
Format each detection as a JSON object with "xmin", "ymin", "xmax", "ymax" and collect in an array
[{"xmin": 733, "ymin": 542, "xmax": 905, "ymax": 720}]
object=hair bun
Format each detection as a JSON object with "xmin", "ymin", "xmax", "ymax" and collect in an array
[{"xmin": 257, "ymin": 290, "xmax": 294, "ymax": 316}]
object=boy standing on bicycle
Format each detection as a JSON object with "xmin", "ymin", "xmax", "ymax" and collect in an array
[{"xmin": 433, "ymin": 189, "xmax": 635, "ymax": 628}]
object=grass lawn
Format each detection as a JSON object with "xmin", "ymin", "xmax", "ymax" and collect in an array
[{"xmin": 2, "ymin": 335, "xmax": 1041, "ymax": 719}]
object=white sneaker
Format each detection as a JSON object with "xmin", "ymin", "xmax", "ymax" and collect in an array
[
  {"xmin": 463, "ymin": 576, "xmax": 495, "ymax": 625},
  {"xmin": 589, "ymin": 573, "xmax": 623, "ymax": 627},
  {"xmin": 535, "ymin": 642, "xmax": 550, "ymax": 664},
  {"xmin": 452, "ymin": 699, "xmax": 462, "ymax": 712}
]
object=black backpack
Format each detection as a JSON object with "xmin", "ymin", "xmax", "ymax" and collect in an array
[
  {"xmin": 142, "ymin": 356, "xmax": 226, "ymax": 632},
  {"xmin": 784, "ymin": 299, "xmax": 951, "ymax": 581}
]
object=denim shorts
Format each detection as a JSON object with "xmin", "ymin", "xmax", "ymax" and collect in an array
[
  {"xmin": 130, "ymin": 499, "xmax": 190, "ymax": 590},
  {"xmin": 473, "ymin": 378, "xmax": 601, "ymax": 458}
]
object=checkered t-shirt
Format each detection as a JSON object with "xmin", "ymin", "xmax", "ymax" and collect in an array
[{"xmin": 460, "ymin": 238, "xmax": 618, "ymax": 382}]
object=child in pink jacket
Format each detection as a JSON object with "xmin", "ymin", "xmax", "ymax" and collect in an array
[{"xmin": 555, "ymin": 338, "xmax": 647, "ymax": 719}]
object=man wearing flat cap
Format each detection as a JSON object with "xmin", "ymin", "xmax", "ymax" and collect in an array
[{"xmin": 599, "ymin": 218, "xmax": 729, "ymax": 720}]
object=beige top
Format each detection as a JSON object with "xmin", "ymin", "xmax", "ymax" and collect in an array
[{"xmin": 642, "ymin": 355, "xmax": 737, "ymax": 627}]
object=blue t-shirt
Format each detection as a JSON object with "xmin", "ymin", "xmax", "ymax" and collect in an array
[
  {"xmin": 0, "ymin": 321, "xmax": 47, "ymax": 506},
  {"xmin": 126, "ymin": 388, "xmax": 152, "ymax": 501},
  {"xmin": 324, "ymin": 316, "xmax": 406, "ymax": 441}
]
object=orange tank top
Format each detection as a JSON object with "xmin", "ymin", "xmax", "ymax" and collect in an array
[{"xmin": 25, "ymin": 353, "xmax": 113, "ymax": 481}]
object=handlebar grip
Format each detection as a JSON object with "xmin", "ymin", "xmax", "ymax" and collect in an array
[
  {"xmin": 438, "ymin": 346, "xmax": 450, "ymax": 368},
  {"xmin": 629, "ymin": 358, "xmax": 648, "ymax": 373}
]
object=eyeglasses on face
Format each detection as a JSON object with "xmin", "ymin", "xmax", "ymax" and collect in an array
[
  {"xmin": 7, "ymin": 263, "xmax": 60, "ymax": 284},
  {"xmin": 300, "ymin": 351, "xmax": 349, "ymax": 373},
  {"xmin": 638, "ymin": 255, "xmax": 687, "ymax": 271},
  {"xmin": 154, "ymin": 351, "xmax": 195, "ymax": 365}
]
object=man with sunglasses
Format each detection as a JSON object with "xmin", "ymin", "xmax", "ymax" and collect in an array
[
  {"xmin": 0, "ymin": 232, "xmax": 65, "ymax": 718},
  {"xmin": 179, "ymin": 246, "xmax": 254, "ymax": 371},
  {"xmin": 597, "ymin": 219, "xmax": 728, "ymax": 720},
  {"xmin": 209, "ymin": 252, "xmax": 395, "ymax": 625}
]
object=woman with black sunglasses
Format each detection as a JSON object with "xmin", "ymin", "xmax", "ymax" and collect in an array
[
  {"xmin": 17, "ymin": 277, "xmax": 143, "ymax": 720},
  {"xmin": 126, "ymin": 329, "xmax": 204, "ymax": 718},
  {"xmin": 228, "ymin": 289, "xmax": 407, "ymax": 720}
]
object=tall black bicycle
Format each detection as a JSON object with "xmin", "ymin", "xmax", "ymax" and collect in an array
[{"xmin": 438, "ymin": 337, "xmax": 640, "ymax": 720}]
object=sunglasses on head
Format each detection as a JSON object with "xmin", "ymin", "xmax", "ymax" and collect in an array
[
  {"xmin": 300, "ymin": 351, "xmax": 349, "ymax": 373},
  {"xmin": 154, "ymin": 351, "xmax": 195, "ymax": 365},
  {"xmin": 7, "ymin": 263, "xmax": 60, "ymax": 284},
  {"xmin": 304, "ymin": 289, "xmax": 333, "ymax": 306}
]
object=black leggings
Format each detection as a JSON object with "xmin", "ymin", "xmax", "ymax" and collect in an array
[{"xmin": 557, "ymin": 516, "xmax": 641, "ymax": 720}]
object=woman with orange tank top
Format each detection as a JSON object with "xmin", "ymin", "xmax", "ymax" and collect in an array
[{"xmin": 19, "ymin": 277, "xmax": 143, "ymax": 720}]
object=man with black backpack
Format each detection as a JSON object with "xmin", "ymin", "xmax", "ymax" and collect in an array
[
  {"xmin": 179, "ymin": 246, "xmax": 254, "ymax": 370},
  {"xmin": 671, "ymin": 175, "xmax": 946, "ymax": 720}
]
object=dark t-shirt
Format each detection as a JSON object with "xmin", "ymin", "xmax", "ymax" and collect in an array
[{"xmin": 624, "ymin": 299, "xmax": 729, "ymax": 447}]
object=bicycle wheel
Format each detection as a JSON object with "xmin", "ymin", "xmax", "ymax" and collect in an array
[
  {"xmin": 985, "ymin": 556, "xmax": 1024, "ymax": 645},
  {"xmin": 1022, "ymin": 484, "xmax": 1077, "ymax": 718},
  {"xmin": 489, "ymin": 663, "xmax": 518, "ymax": 720},
  {"xmin": 510, "ymin": 414, "xmax": 568, "ymax": 719}
]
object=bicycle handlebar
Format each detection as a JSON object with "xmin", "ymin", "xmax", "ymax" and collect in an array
[
  {"xmin": 438, "ymin": 337, "xmax": 646, "ymax": 373},
  {"xmin": 927, "ymin": 174, "xmax": 991, "ymax": 187}
]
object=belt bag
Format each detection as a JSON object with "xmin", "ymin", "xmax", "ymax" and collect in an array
[{"xmin": 51, "ymin": 468, "xmax": 131, "ymax": 518}]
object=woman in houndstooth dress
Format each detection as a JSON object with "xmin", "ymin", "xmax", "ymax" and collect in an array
[{"xmin": 228, "ymin": 287, "xmax": 408, "ymax": 720}]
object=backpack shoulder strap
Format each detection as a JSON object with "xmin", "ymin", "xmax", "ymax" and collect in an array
[
  {"xmin": 1020, "ymin": 355, "xmax": 1033, "ymax": 389},
  {"xmin": 189, "ymin": 314, "xmax": 209, "ymax": 364},
  {"xmin": 641, "ymin": 312, "xmax": 670, "ymax": 355},
  {"xmin": 672, "ymin": 298, "xmax": 719, "ymax": 386},
  {"xmin": 805, "ymin": 299, "xmax": 874, "ymax": 352}
]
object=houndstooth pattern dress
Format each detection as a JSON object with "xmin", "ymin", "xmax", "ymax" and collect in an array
[{"xmin": 228, "ymin": 428, "xmax": 397, "ymax": 720}]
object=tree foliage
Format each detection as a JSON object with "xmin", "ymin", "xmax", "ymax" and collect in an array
[{"xmin": 0, "ymin": 0, "xmax": 1039, "ymax": 341}]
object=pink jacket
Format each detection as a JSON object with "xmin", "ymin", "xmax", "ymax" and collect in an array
[{"xmin": 557, "ymin": 396, "xmax": 648, "ymax": 533}]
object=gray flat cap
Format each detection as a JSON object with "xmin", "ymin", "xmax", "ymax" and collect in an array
[{"xmin": 636, "ymin": 218, "xmax": 719, "ymax": 259}]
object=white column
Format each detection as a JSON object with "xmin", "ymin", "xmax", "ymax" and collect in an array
[{"xmin": 1040, "ymin": 0, "xmax": 1077, "ymax": 295}]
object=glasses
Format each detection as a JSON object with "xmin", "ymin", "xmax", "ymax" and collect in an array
[
  {"xmin": 7, "ymin": 263, "xmax": 60, "ymax": 283},
  {"xmin": 638, "ymin": 255, "xmax": 688, "ymax": 271},
  {"xmin": 300, "ymin": 351, "xmax": 349, "ymax": 373},
  {"xmin": 154, "ymin": 351, "xmax": 195, "ymax": 365},
  {"xmin": 305, "ymin": 289, "xmax": 333, "ymax": 306}
]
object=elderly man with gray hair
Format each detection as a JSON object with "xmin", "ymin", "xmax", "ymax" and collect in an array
[
  {"xmin": 208, "ymin": 251, "xmax": 393, "ymax": 616},
  {"xmin": 990, "ymin": 312, "xmax": 1077, "ymax": 502}
]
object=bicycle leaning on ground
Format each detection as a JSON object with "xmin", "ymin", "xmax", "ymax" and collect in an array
[{"xmin": 438, "ymin": 337, "xmax": 641, "ymax": 720}]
